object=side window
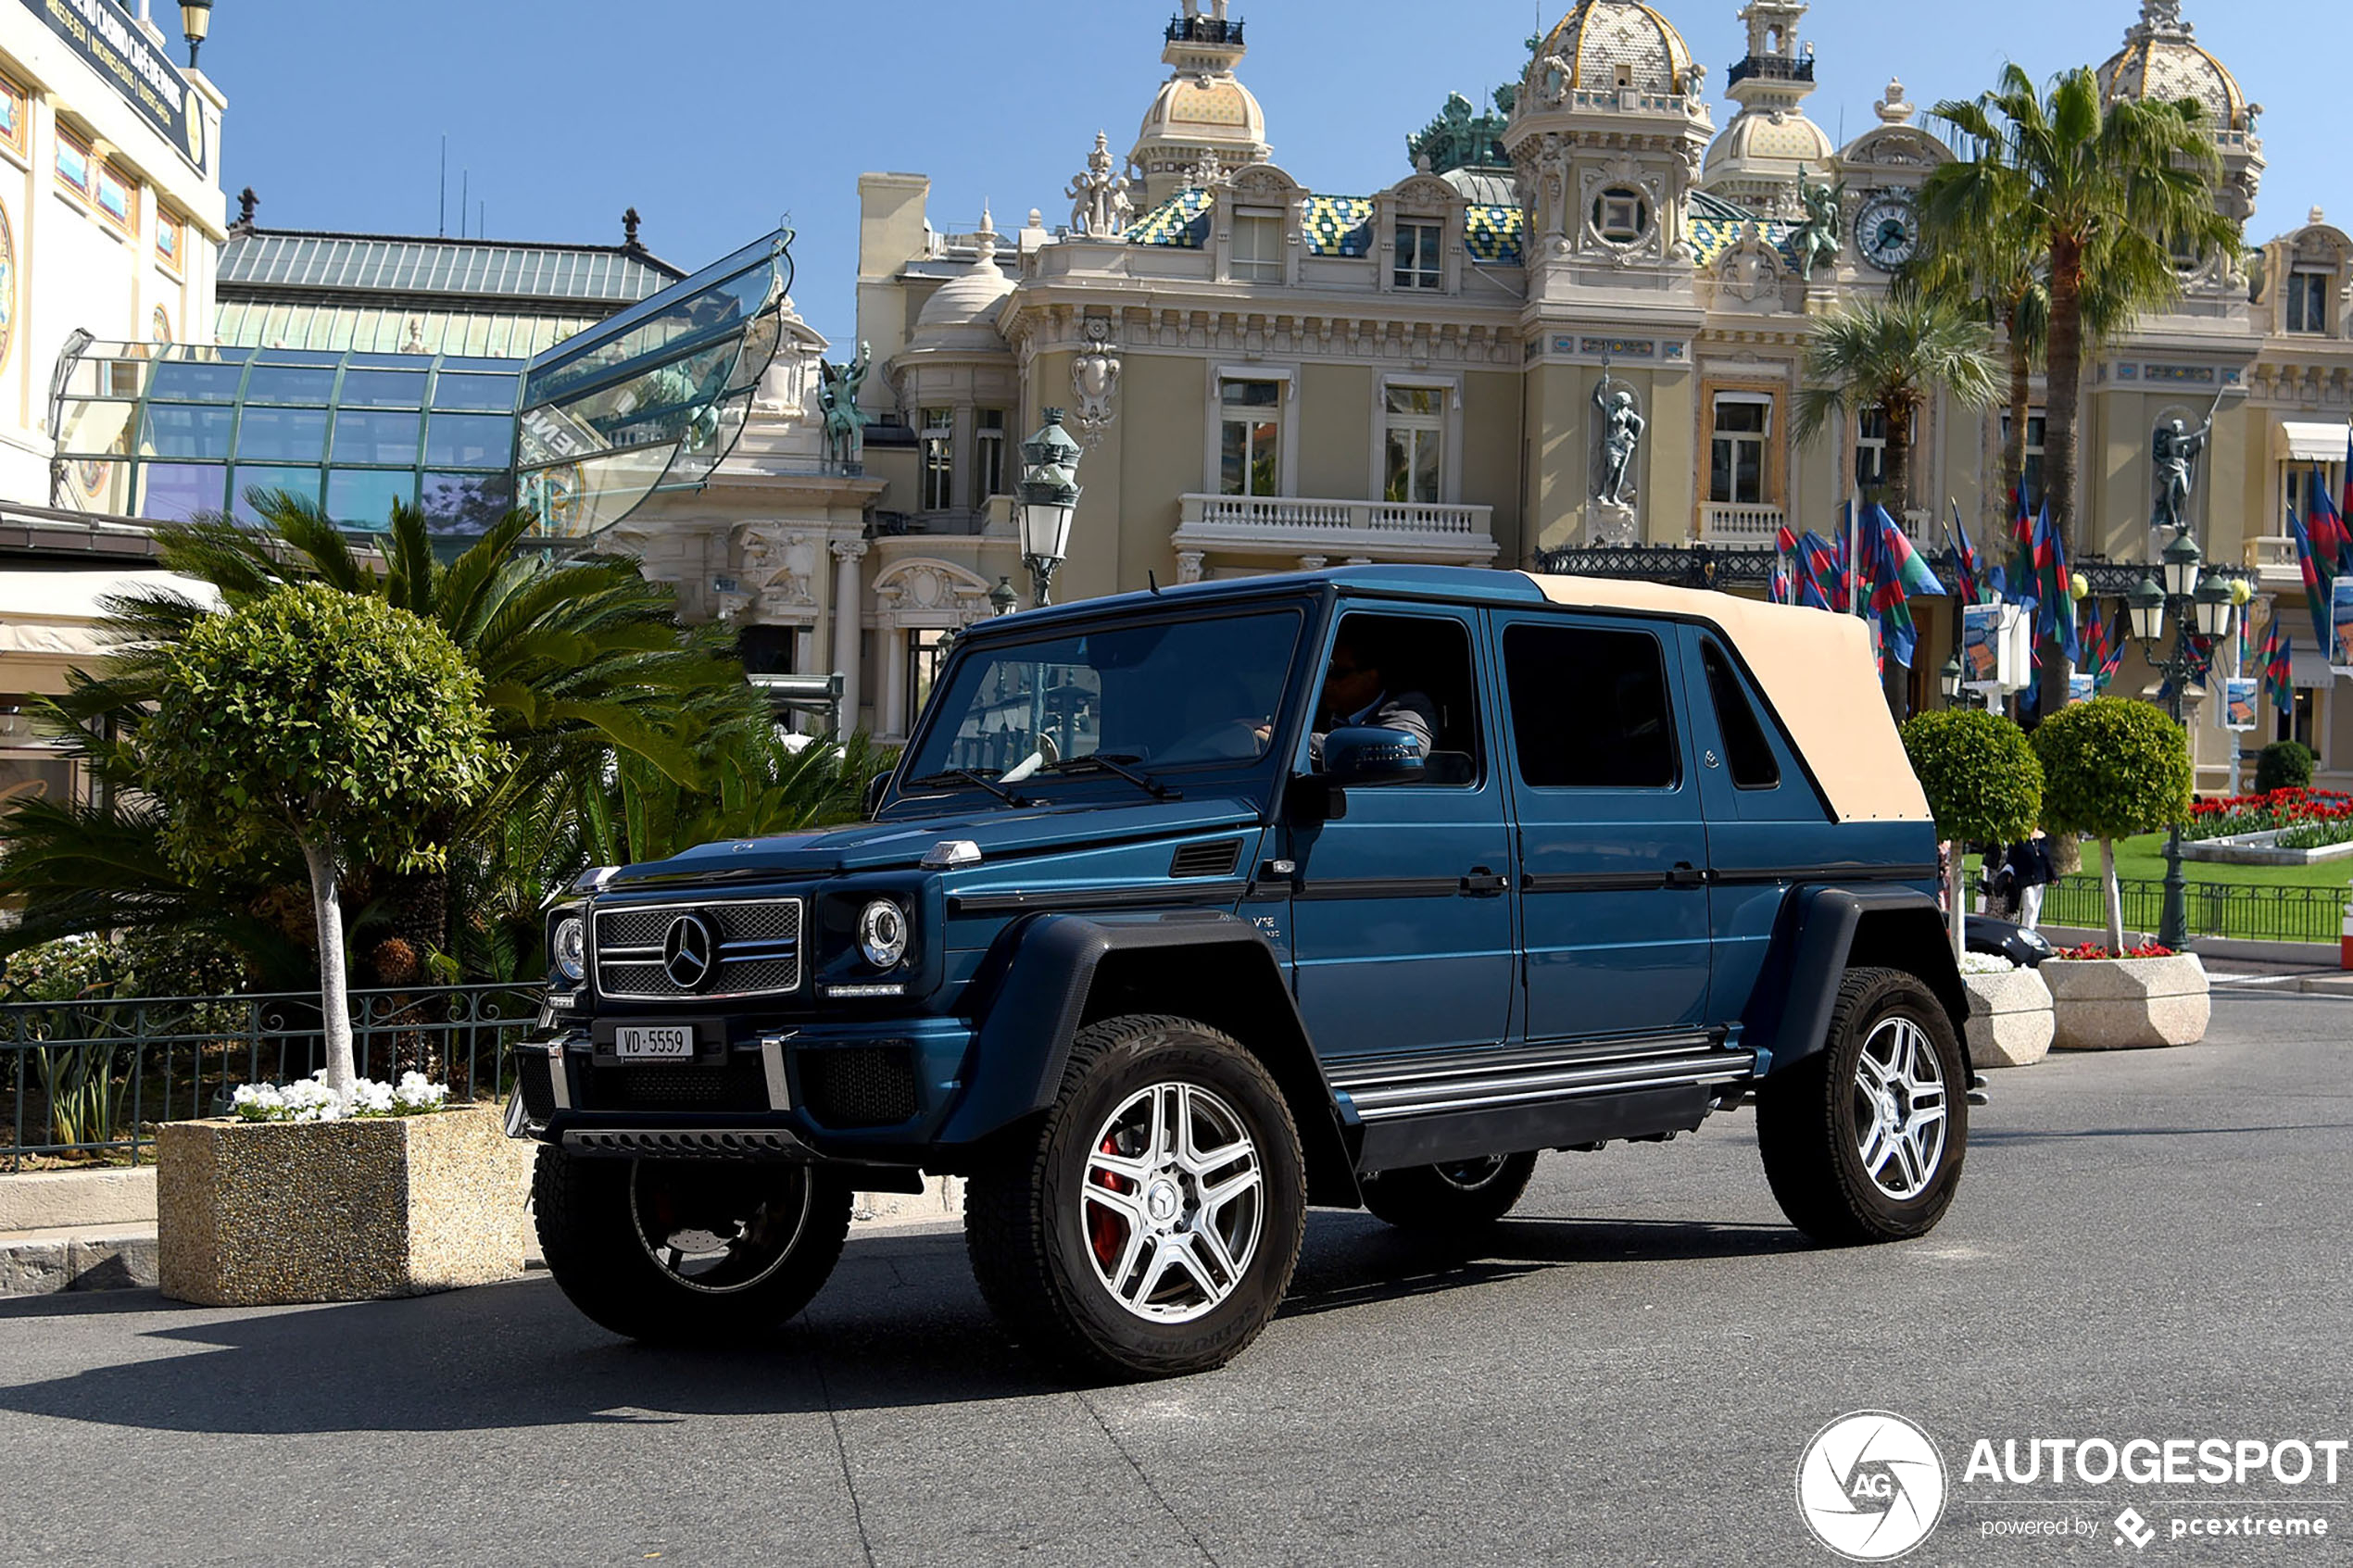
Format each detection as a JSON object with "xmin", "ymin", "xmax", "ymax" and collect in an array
[
  {"xmin": 1319, "ymin": 611, "xmax": 1481, "ymax": 786},
  {"xmin": 1700, "ymin": 638, "xmax": 1781, "ymax": 790},
  {"xmin": 1502, "ymin": 623, "xmax": 1679, "ymax": 789}
]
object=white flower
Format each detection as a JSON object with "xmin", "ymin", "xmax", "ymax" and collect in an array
[
  {"xmin": 393, "ymin": 1071, "xmax": 448, "ymax": 1114},
  {"xmin": 1958, "ymin": 951, "xmax": 2019, "ymax": 974},
  {"xmin": 230, "ymin": 1083, "xmax": 286, "ymax": 1122},
  {"xmin": 347, "ymin": 1077, "xmax": 396, "ymax": 1115},
  {"xmin": 279, "ymin": 1078, "xmax": 344, "ymax": 1123}
]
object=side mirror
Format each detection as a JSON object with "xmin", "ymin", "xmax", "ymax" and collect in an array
[
  {"xmin": 862, "ymin": 772, "xmax": 892, "ymax": 820},
  {"xmin": 1322, "ymin": 726, "xmax": 1427, "ymax": 788}
]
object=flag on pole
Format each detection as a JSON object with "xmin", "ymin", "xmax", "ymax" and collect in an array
[
  {"xmin": 2309, "ymin": 470, "xmax": 2353, "ymax": 576},
  {"xmin": 2081, "ymin": 603, "xmax": 2109, "ymax": 690},
  {"xmin": 1945, "ymin": 501, "xmax": 1982, "ymax": 606},
  {"xmin": 2262, "ymin": 618, "xmax": 2295, "ymax": 716},
  {"xmin": 2288, "ymin": 508, "xmax": 2334, "ymax": 652},
  {"xmin": 2030, "ymin": 503, "xmax": 2080, "ymax": 665},
  {"xmin": 1794, "ymin": 530, "xmax": 1842, "ymax": 610},
  {"xmin": 1862, "ymin": 504, "xmax": 1941, "ymax": 668},
  {"xmin": 2007, "ymin": 487, "xmax": 2037, "ymax": 612},
  {"xmin": 2102, "ymin": 607, "xmax": 2128, "ymax": 689}
]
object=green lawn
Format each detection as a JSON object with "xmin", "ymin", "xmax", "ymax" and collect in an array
[{"xmin": 1968, "ymin": 835, "xmax": 2353, "ymax": 893}]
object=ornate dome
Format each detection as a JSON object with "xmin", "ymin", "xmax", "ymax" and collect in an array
[
  {"xmin": 909, "ymin": 216, "xmax": 1013, "ymax": 353},
  {"xmin": 1704, "ymin": 107, "xmax": 1836, "ymax": 179},
  {"xmin": 1537, "ymin": 1, "xmax": 1698, "ymax": 96},
  {"xmin": 2097, "ymin": 1, "xmax": 2249, "ymax": 131},
  {"xmin": 1138, "ymin": 74, "xmax": 1267, "ymax": 155}
]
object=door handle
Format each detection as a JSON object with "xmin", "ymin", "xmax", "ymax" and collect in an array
[
  {"xmin": 1461, "ymin": 868, "xmax": 1510, "ymax": 896},
  {"xmin": 1666, "ymin": 862, "xmax": 1710, "ymax": 888}
]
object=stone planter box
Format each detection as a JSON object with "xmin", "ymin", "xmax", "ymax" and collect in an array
[
  {"xmin": 2182, "ymin": 828, "xmax": 2353, "ymax": 867},
  {"xmin": 1961, "ymin": 967, "xmax": 2054, "ymax": 1068},
  {"xmin": 2040, "ymin": 953, "xmax": 2210, "ymax": 1051},
  {"xmin": 157, "ymin": 1105, "xmax": 531, "ymax": 1307}
]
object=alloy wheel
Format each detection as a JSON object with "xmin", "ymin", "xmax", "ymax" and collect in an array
[
  {"xmin": 1850, "ymin": 1015, "xmax": 1949, "ymax": 1202},
  {"xmin": 1081, "ymin": 1083, "xmax": 1265, "ymax": 1323}
]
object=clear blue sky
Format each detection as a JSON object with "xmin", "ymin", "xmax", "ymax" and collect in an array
[{"xmin": 199, "ymin": 0, "xmax": 2345, "ymax": 350}]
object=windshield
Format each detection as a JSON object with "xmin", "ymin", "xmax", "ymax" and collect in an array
[{"xmin": 905, "ymin": 608, "xmax": 1304, "ymax": 784}]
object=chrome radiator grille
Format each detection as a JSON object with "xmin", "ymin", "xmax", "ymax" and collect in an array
[{"xmin": 592, "ymin": 898, "xmax": 805, "ymax": 1002}]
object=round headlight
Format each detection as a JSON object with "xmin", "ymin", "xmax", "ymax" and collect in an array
[
  {"xmin": 552, "ymin": 916, "xmax": 585, "ymax": 983},
  {"xmin": 858, "ymin": 899, "xmax": 909, "ymax": 970}
]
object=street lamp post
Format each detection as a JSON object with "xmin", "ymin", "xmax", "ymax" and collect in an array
[
  {"xmin": 2128, "ymin": 531, "xmax": 2238, "ymax": 952},
  {"xmin": 1017, "ymin": 408, "xmax": 1083, "ymax": 608},
  {"xmin": 179, "ymin": 0, "xmax": 212, "ymax": 68}
]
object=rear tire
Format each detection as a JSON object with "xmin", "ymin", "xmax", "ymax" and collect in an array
[
  {"xmin": 1756, "ymin": 967, "xmax": 1968, "ymax": 1246},
  {"xmin": 1362, "ymin": 1151, "xmax": 1539, "ymax": 1231},
  {"xmin": 534, "ymin": 1148, "xmax": 851, "ymax": 1344},
  {"xmin": 965, "ymin": 1014, "xmax": 1307, "ymax": 1379}
]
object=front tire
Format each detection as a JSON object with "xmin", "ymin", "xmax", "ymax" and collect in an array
[
  {"xmin": 1362, "ymin": 1151, "xmax": 1539, "ymax": 1231},
  {"xmin": 965, "ymin": 1014, "xmax": 1307, "ymax": 1379},
  {"xmin": 1756, "ymin": 966, "xmax": 1968, "ymax": 1246},
  {"xmin": 534, "ymin": 1148, "xmax": 851, "ymax": 1343}
]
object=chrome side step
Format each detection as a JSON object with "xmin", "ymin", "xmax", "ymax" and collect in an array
[
  {"xmin": 562, "ymin": 1127, "xmax": 814, "ymax": 1160},
  {"xmin": 1336, "ymin": 1046, "xmax": 1757, "ymax": 1123}
]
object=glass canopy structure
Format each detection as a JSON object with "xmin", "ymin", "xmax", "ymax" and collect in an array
[{"xmin": 50, "ymin": 231, "xmax": 793, "ymax": 542}]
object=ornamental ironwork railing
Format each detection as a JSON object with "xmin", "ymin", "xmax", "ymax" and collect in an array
[
  {"xmin": 1727, "ymin": 55, "xmax": 1816, "ymax": 88},
  {"xmin": 1, "ymin": 982, "xmax": 542, "ymax": 1169},
  {"xmin": 1534, "ymin": 543, "xmax": 1778, "ymax": 588},
  {"xmin": 2037, "ymin": 876, "xmax": 2347, "ymax": 947},
  {"xmin": 1166, "ymin": 15, "xmax": 1242, "ymax": 44}
]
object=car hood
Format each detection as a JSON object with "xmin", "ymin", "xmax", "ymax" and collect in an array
[{"xmin": 604, "ymin": 797, "xmax": 1266, "ymax": 885}]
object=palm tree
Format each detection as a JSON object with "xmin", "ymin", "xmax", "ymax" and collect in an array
[
  {"xmin": 1922, "ymin": 64, "xmax": 2238, "ymax": 714},
  {"xmin": 1793, "ymin": 295, "xmax": 2004, "ymax": 522},
  {"xmin": 2, "ymin": 496, "xmax": 766, "ymax": 979}
]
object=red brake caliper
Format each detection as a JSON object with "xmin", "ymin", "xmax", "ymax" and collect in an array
[{"xmin": 1088, "ymin": 1134, "xmax": 1128, "ymax": 1268}]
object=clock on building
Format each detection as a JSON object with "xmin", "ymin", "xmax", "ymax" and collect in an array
[{"xmin": 1855, "ymin": 194, "xmax": 1919, "ymax": 271}]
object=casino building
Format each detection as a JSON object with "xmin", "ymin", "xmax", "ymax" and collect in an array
[{"xmin": 827, "ymin": 0, "xmax": 2352, "ymax": 792}]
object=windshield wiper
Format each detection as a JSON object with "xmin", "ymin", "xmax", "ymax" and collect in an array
[
  {"xmin": 1039, "ymin": 752, "xmax": 1181, "ymax": 801},
  {"xmin": 910, "ymin": 768, "xmax": 1034, "ymax": 808}
]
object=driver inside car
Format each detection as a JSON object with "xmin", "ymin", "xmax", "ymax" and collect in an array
[{"xmin": 1268, "ymin": 626, "xmax": 1438, "ymax": 766}]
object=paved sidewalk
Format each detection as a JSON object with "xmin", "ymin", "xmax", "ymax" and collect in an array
[{"xmin": 1, "ymin": 988, "xmax": 2347, "ymax": 1566}]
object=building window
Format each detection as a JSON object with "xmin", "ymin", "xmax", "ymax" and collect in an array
[
  {"xmin": 1219, "ymin": 379, "xmax": 1283, "ymax": 496},
  {"xmin": 907, "ymin": 627, "xmax": 952, "ymax": 725},
  {"xmin": 94, "ymin": 162, "xmax": 134, "ymax": 233},
  {"xmin": 1592, "ymin": 187, "xmax": 1650, "ymax": 244},
  {"xmin": 2000, "ymin": 411, "xmax": 2047, "ymax": 513},
  {"xmin": 1232, "ymin": 214, "xmax": 1283, "ymax": 282},
  {"xmin": 1709, "ymin": 395, "xmax": 1771, "ymax": 506},
  {"xmin": 54, "ymin": 132, "xmax": 93, "ymax": 198},
  {"xmin": 1394, "ymin": 221, "xmax": 1441, "ymax": 290},
  {"xmin": 2279, "ymin": 688, "xmax": 2316, "ymax": 753},
  {"xmin": 0, "ymin": 74, "xmax": 26, "ymax": 161},
  {"xmin": 2287, "ymin": 270, "xmax": 2331, "ymax": 335},
  {"xmin": 920, "ymin": 408, "xmax": 953, "ymax": 510},
  {"xmin": 1383, "ymin": 385, "xmax": 1445, "ymax": 504},
  {"xmin": 157, "ymin": 210, "xmax": 184, "ymax": 273},
  {"xmin": 2287, "ymin": 463, "xmax": 2337, "ymax": 522},
  {"xmin": 975, "ymin": 408, "xmax": 1006, "ymax": 500}
]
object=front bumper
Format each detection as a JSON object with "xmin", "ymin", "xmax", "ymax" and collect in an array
[{"xmin": 505, "ymin": 1016, "xmax": 977, "ymax": 1161}]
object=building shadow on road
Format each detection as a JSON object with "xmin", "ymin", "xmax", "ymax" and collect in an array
[{"xmin": 0, "ymin": 1210, "xmax": 1810, "ymax": 1434}]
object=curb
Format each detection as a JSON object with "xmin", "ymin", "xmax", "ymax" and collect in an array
[{"xmin": 0, "ymin": 1223, "xmax": 158, "ymax": 1296}]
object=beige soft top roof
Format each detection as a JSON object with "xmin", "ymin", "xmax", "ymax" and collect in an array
[{"xmin": 1517, "ymin": 573, "xmax": 1930, "ymax": 824}]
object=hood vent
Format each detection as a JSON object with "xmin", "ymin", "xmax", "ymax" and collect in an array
[{"xmin": 1169, "ymin": 839, "xmax": 1243, "ymax": 879}]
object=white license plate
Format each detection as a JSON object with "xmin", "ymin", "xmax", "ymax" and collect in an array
[{"xmin": 614, "ymin": 1025, "xmax": 697, "ymax": 1061}]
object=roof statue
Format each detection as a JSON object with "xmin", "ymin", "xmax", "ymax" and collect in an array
[
  {"xmin": 1067, "ymin": 132, "xmax": 1139, "ymax": 237},
  {"xmin": 819, "ymin": 343, "xmax": 872, "ymax": 467},
  {"xmin": 1788, "ymin": 168, "xmax": 1843, "ymax": 281}
]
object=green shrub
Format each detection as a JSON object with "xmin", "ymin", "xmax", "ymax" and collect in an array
[
  {"xmin": 2032, "ymin": 696, "xmax": 2192, "ymax": 952},
  {"xmin": 2255, "ymin": 740, "xmax": 2315, "ymax": 794},
  {"xmin": 1901, "ymin": 710, "xmax": 2043, "ymax": 845}
]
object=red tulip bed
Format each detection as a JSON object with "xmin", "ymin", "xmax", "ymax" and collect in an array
[{"xmin": 2183, "ymin": 787, "xmax": 2353, "ymax": 849}]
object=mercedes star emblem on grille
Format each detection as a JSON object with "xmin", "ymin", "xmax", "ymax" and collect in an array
[{"xmin": 661, "ymin": 912, "xmax": 718, "ymax": 990}]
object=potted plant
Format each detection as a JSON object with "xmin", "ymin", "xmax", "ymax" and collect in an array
[
  {"xmin": 2030, "ymin": 697, "xmax": 2208, "ymax": 1050},
  {"xmin": 1902, "ymin": 709, "xmax": 2054, "ymax": 1066},
  {"xmin": 140, "ymin": 584, "xmax": 524, "ymax": 1304}
]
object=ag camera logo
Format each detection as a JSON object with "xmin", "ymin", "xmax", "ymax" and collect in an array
[{"xmin": 1797, "ymin": 1411, "xmax": 1949, "ymax": 1561}]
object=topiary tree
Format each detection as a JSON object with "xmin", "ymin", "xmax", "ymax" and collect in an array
[
  {"xmin": 136, "ymin": 584, "xmax": 502, "ymax": 1098},
  {"xmin": 1901, "ymin": 709, "xmax": 2044, "ymax": 956},
  {"xmin": 2030, "ymin": 696, "xmax": 2192, "ymax": 955},
  {"xmin": 2255, "ymin": 740, "xmax": 2314, "ymax": 795}
]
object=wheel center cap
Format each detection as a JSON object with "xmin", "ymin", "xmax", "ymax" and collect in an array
[{"xmin": 1145, "ymin": 1180, "xmax": 1182, "ymax": 1224}]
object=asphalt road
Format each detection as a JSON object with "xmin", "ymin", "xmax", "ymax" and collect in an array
[{"xmin": 2, "ymin": 989, "xmax": 2348, "ymax": 1567}]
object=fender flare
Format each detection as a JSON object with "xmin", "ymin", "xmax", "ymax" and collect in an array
[
  {"xmin": 937, "ymin": 909, "xmax": 1359, "ymax": 1206},
  {"xmin": 1741, "ymin": 884, "xmax": 1971, "ymax": 1074}
]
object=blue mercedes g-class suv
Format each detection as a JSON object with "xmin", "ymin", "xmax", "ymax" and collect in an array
[{"xmin": 512, "ymin": 566, "xmax": 1971, "ymax": 1377}]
